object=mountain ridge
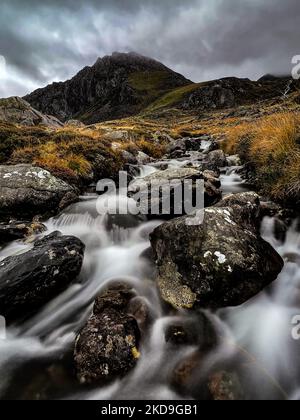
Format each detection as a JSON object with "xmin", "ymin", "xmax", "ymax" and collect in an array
[
  {"xmin": 24, "ymin": 52, "xmax": 192, "ymax": 124},
  {"xmin": 23, "ymin": 52, "xmax": 300, "ymax": 124}
]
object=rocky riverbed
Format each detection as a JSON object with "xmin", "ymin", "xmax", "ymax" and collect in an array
[{"xmin": 0, "ymin": 136, "xmax": 299, "ymax": 400}]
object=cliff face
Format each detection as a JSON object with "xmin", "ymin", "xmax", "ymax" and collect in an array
[{"xmin": 24, "ymin": 52, "xmax": 191, "ymax": 124}]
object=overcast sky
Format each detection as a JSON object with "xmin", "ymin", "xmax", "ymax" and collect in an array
[{"xmin": 0, "ymin": 0, "xmax": 299, "ymax": 97}]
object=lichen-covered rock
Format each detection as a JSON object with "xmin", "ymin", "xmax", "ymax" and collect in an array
[
  {"xmin": 74, "ymin": 283, "xmax": 141, "ymax": 385},
  {"xmin": 0, "ymin": 165, "xmax": 78, "ymax": 220},
  {"xmin": 215, "ymin": 192, "xmax": 261, "ymax": 231},
  {"xmin": 0, "ymin": 232, "xmax": 85, "ymax": 321},
  {"xmin": 150, "ymin": 205, "xmax": 284, "ymax": 309}
]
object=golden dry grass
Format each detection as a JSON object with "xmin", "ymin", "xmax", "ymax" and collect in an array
[{"xmin": 222, "ymin": 112, "xmax": 300, "ymax": 201}]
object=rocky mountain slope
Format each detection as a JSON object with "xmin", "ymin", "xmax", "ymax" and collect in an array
[
  {"xmin": 23, "ymin": 52, "xmax": 300, "ymax": 124},
  {"xmin": 24, "ymin": 52, "xmax": 191, "ymax": 124}
]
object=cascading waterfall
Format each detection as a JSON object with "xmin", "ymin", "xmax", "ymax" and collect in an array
[{"xmin": 0, "ymin": 149, "xmax": 300, "ymax": 400}]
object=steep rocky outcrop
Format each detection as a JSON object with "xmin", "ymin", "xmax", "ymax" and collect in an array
[
  {"xmin": 150, "ymin": 193, "xmax": 284, "ymax": 309},
  {"xmin": 0, "ymin": 165, "xmax": 78, "ymax": 220},
  {"xmin": 25, "ymin": 52, "xmax": 191, "ymax": 124},
  {"xmin": 0, "ymin": 232, "xmax": 85, "ymax": 322},
  {"xmin": 181, "ymin": 77, "xmax": 300, "ymax": 112},
  {"xmin": 0, "ymin": 97, "xmax": 63, "ymax": 127}
]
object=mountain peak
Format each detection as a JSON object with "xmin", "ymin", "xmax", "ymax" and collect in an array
[{"xmin": 24, "ymin": 53, "xmax": 191, "ymax": 124}]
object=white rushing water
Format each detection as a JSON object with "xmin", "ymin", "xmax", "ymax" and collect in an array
[{"xmin": 0, "ymin": 157, "xmax": 299, "ymax": 400}]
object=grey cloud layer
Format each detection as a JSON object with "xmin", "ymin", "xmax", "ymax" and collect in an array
[{"xmin": 0, "ymin": 0, "xmax": 299, "ymax": 97}]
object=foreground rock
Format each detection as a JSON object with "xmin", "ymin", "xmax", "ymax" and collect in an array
[
  {"xmin": 0, "ymin": 97, "xmax": 63, "ymax": 127},
  {"xmin": 0, "ymin": 232, "xmax": 85, "ymax": 321},
  {"xmin": 128, "ymin": 167, "xmax": 221, "ymax": 218},
  {"xmin": 74, "ymin": 283, "xmax": 141, "ymax": 385},
  {"xmin": 0, "ymin": 165, "xmax": 78, "ymax": 220},
  {"xmin": 0, "ymin": 220, "xmax": 46, "ymax": 246},
  {"xmin": 150, "ymin": 193, "xmax": 284, "ymax": 309}
]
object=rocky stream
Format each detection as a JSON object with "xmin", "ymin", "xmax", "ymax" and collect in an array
[{"xmin": 0, "ymin": 138, "xmax": 299, "ymax": 400}]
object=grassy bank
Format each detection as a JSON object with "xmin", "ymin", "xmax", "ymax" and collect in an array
[
  {"xmin": 222, "ymin": 112, "xmax": 300, "ymax": 205},
  {"xmin": 0, "ymin": 123, "xmax": 165, "ymax": 188}
]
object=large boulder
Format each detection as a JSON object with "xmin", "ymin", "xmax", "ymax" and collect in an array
[
  {"xmin": 0, "ymin": 97, "xmax": 63, "ymax": 127},
  {"xmin": 128, "ymin": 167, "xmax": 221, "ymax": 219},
  {"xmin": 150, "ymin": 200, "xmax": 284, "ymax": 309},
  {"xmin": 0, "ymin": 165, "xmax": 78, "ymax": 220},
  {"xmin": 0, "ymin": 232, "xmax": 85, "ymax": 321},
  {"xmin": 74, "ymin": 283, "xmax": 141, "ymax": 385}
]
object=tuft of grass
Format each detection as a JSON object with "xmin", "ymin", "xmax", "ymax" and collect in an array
[
  {"xmin": 136, "ymin": 137, "xmax": 166, "ymax": 159},
  {"xmin": 250, "ymin": 113, "xmax": 298, "ymax": 165},
  {"xmin": 222, "ymin": 112, "xmax": 300, "ymax": 203},
  {"xmin": 8, "ymin": 125, "xmax": 124, "ymax": 187}
]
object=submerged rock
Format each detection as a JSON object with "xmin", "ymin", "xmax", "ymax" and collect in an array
[
  {"xmin": 74, "ymin": 283, "xmax": 141, "ymax": 385},
  {"xmin": 165, "ymin": 313, "xmax": 218, "ymax": 349},
  {"xmin": 150, "ymin": 204, "xmax": 284, "ymax": 309},
  {"xmin": 0, "ymin": 165, "xmax": 77, "ymax": 220},
  {"xmin": 0, "ymin": 232, "xmax": 85, "ymax": 321}
]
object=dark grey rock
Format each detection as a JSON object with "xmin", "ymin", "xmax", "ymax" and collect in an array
[
  {"xmin": 74, "ymin": 283, "xmax": 140, "ymax": 385},
  {"xmin": 150, "ymin": 206, "xmax": 284, "ymax": 309},
  {"xmin": 0, "ymin": 221, "xmax": 46, "ymax": 246},
  {"xmin": 0, "ymin": 232, "xmax": 85, "ymax": 321}
]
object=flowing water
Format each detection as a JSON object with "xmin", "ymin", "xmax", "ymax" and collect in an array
[{"xmin": 0, "ymin": 155, "xmax": 300, "ymax": 400}]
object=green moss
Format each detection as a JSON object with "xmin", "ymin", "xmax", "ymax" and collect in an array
[
  {"xmin": 128, "ymin": 71, "xmax": 170, "ymax": 92},
  {"xmin": 145, "ymin": 83, "xmax": 203, "ymax": 113}
]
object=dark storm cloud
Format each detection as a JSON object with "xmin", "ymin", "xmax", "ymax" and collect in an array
[{"xmin": 0, "ymin": 0, "xmax": 299, "ymax": 97}]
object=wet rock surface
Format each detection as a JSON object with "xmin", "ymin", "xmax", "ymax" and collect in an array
[
  {"xmin": 0, "ymin": 165, "xmax": 78, "ymax": 220},
  {"xmin": 0, "ymin": 220, "xmax": 46, "ymax": 246},
  {"xmin": 0, "ymin": 232, "xmax": 85, "ymax": 322},
  {"xmin": 74, "ymin": 283, "xmax": 141, "ymax": 385},
  {"xmin": 150, "ymin": 204, "xmax": 284, "ymax": 309},
  {"xmin": 165, "ymin": 313, "xmax": 218, "ymax": 349}
]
